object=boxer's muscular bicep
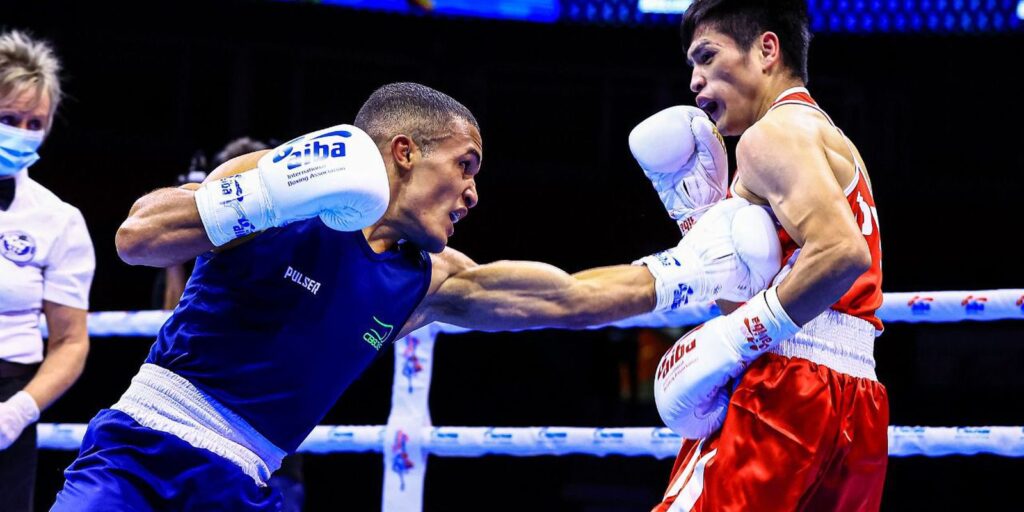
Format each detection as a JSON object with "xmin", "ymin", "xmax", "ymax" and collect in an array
[
  {"xmin": 397, "ymin": 247, "xmax": 476, "ymax": 338},
  {"xmin": 737, "ymin": 121, "xmax": 869, "ymax": 324},
  {"xmin": 116, "ymin": 150, "xmax": 271, "ymax": 267}
]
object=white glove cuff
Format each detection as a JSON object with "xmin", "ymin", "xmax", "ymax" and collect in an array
[
  {"xmin": 194, "ymin": 172, "xmax": 274, "ymax": 247},
  {"xmin": 9, "ymin": 391, "xmax": 39, "ymax": 424},
  {"xmin": 635, "ymin": 247, "xmax": 704, "ymax": 312},
  {"xmin": 734, "ymin": 286, "xmax": 801, "ymax": 360}
]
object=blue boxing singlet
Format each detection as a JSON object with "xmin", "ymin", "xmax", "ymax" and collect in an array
[{"xmin": 145, "ymin": 218, "xmax": 431, "ymax": 452}]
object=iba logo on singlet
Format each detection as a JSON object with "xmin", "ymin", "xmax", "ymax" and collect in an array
[{"xmin": 0, "ymin": 231, "xmax": 36, "ymax": 264}]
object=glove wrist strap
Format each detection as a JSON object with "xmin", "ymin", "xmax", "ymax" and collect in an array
[
  {"xmin": 730, "ymin": 285, "xmax": 801, "ymax": 361},
  {"xmin": 194, "ymin": 171, "xmax": 274, "ymax": 247},
  {"xmin": 635, "ymin": 247, "xmax": 704, "ymax": 312}
]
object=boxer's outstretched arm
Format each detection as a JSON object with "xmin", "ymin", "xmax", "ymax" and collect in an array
[
  {"xmin": 400, "ymin": 248, "xmax": 656, "ymax": 335},
  {"xmin": 736, "ymin": 118, "xmax": 871, "ymax": 325},
  {"xmin": 115, "ymin": 150, "xmax": 270, "ymax": 267}
]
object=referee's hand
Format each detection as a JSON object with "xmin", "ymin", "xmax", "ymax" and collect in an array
[{"xmin": 0, "ymin": 391, "xmax": 39, "ymax": 450}]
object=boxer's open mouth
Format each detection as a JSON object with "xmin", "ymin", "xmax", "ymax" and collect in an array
[
  {"xmin": 449, "ymin": 208, "xmax": 467, "ymax": 224},
  {"xmin": 701, "ymin": 101, "xmax": 719, "ymax": 120}
]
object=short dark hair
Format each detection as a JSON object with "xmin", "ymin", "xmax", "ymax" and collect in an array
[
  {"xmin": 681, "ymin": 0, "xmax": 811, "ymax": 83},
  {"xmin": 354, "ymin": 82, "xmax": 479, "ymax": 155},
  {"xmin": 212, "ymin": 136, "xmax": 269, "ymax": 167},
  {"xmin": 177, "ymin": 137, "xmax": 270, "ymax": 185}
]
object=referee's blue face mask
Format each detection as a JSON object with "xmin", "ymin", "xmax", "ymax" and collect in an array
[{"xmin": 0, "ymin": 123, "xmax": 44, "ymax": 177}]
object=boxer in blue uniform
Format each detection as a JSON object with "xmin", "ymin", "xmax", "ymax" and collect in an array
[{"xmin": 51, "ymin": 82, "xmax": 781, "ymax": 510}]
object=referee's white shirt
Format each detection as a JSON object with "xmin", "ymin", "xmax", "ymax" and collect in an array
[{"xmin": 0, "ymin": 169, "xmax": 95, "ymax": 364}]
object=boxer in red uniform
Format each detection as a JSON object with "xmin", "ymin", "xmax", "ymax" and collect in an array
[{"xmin": 640, "ymin": 1, "xmax": 888, "ymax": 510}]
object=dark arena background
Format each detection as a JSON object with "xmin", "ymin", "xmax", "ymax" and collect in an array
[{"xmin": 7, "ymin": 0, "xmax": 1024, "ymax": 510}]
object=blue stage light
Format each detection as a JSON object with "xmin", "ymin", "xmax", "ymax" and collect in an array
[
  {"xmin": 812, "ymin": 13, "xmax": 827, "ymax": 31},
  {"xmin": 878, "ymin": 13, "xmax": 893, "ymax": 30},
  {"xmin": 830, "ymin": 13, "xmax": 843, "ymax": 31},
  {"xmin": 912, "ymin": 12, "xmax": 926, "ymax": 30},
  {"xmin": 959, "ymin": 12, "xmax": 972, "ymax": 30},
  {"xmin": 846, "ymin": 13, "xmax": 859, "ymax": 31},
  {"xmin": 280, "ymin": 0, "xmax": 1024, "ymax": 32},
  {"xmin": 895, "ymin": 12, "xmax": 909, "ymax": 30},
  {"xmin": 636, "ymin": 0, "xmax": 693, "ymax": 14}
]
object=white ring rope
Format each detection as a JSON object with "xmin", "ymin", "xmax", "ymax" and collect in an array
[
  {"xmin": 36, "ymin": 288, "xmax": 1024, "ymax": 511},
  {"xmin": 37, "ymin": 289, "xmax": 1024, "ymax": 338},
  {"xmin": 37, "ymin": 424, "xmax": 1024, "ymax": 458}
]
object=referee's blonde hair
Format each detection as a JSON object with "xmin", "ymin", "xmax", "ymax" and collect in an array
[{"xmin": 0, "ymin": 30, "xmax": 62, "ymax": 129}]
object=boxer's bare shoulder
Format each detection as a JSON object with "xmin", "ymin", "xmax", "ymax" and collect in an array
[
  {"xmin": 756, "ymin": 104, "xmax": 871, "ymax": 194},
  {"xmin": 732, "ymin": 112, "xmax": 820, "ymax": 203}
]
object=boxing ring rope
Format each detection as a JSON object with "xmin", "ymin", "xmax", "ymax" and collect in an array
[
  {"xmin": 38, "ymin": 289, "xmax": 1024, "ymax": 511},
  {"xmin": 36, "ymin": 290, "xmax": 1024, "ymax": 339},
  {"xmin": 38, "ymin": 423, "xmax": 1024, "ymax": 458}
]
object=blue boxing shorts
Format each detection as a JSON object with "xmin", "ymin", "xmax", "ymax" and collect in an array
[{"xmin": 51, "ymin": 408, "xmax": 282, "ymax": 511}]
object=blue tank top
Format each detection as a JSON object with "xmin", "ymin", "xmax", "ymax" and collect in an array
[{"xmin": 146, "ymin": 218, "xmax": 431, "ymax": 452}]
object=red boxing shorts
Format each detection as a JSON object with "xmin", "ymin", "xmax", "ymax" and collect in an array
[{"xmin": 653, "ymin": 310, "xmax": 889, "ymax": 512}]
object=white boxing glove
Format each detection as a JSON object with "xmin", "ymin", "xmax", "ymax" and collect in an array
[
  {"xmin": 719, "ymin": 204, "xmax": 784, "ymax": 302},
  {"xmin": 654, "ymin": 286, "xmax": 801, "ymax": 438},
  {"xmin": 629, "ymin": 106, "xmax": 728, "ymax": 235},
  {"xmin": 194, "ymin": 125, "xmax": 390, "ymax": 246},
  {"xmin": 653, "ymin": 339, "xmax": 731, "ymax": 439},
  {"xmin": 637, "ymin": 197, "xmax": 782, "ymax": 312},
  {"xmin": 0, "ymin": 391, "xmax": 39, "ymax": 450}
]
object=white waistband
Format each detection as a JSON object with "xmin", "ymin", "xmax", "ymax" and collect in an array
[
  {"xmin": 111, "ymin": 363, "xmax": 286, "ymax": 487},
  {"xmin": 768, "ymin": 309, "xmax": 877, "ymax": 381}
]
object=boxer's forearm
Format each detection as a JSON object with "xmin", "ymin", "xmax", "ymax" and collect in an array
[
  {"xmin": 116, "ymin": 187, "xmax": 215, "ymax": 267},
  {"xmin": 569, "ymin": 265, "xmax": 659, "ymax": 325},
  {"xmin": 428, "ymin": 261, "xmax": 656, "ymax": 332},
  {"xmin": 776, "ymin": 238, "xmax": 870, "ymax": 325}
]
